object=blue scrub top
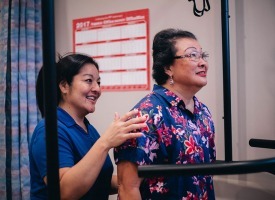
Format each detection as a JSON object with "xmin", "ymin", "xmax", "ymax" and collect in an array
[{"xmin": 29, "ymin": 107, "xmax": 113, "ymax": 200}]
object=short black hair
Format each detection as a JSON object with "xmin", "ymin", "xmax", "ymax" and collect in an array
[{"xmin": 152, "ymin": 28, "xmax": 197, "ymax": 85}]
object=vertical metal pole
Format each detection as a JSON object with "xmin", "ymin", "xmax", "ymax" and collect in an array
[
  {"xmin": 41, "ymin": 0, "xmax": 60, "ymax": 199},
  {"xmin": 221, "ymin": 0, "xmax": 233, "ymax": 161}
]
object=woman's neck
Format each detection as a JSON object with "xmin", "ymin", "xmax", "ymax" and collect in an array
[
  {"xmin": 162, "ymin": 83, "xmax": 195, "ymax": 113},
  {"xmin": 58, "ymin": 103, "xmax": 87, "ymax": 132}
]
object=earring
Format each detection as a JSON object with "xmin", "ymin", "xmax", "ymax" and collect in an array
[{"xmin": 169, "ymin": 76, "xmax": 174, "ymax": 85}]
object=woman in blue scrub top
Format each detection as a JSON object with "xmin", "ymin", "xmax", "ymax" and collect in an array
[{"xmin": 29, "ymin": 53, "xmax": 147, "ymax": 200}]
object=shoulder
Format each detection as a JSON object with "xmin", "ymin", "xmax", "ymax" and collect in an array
[
  {"xmin": 30, "ymin": 120, "xmax": 46, "ymax": 156},
  {"xmin": 31, "ymin": 119, "xmax": 46, "ymax": 143},
  {"xmin": 134, "ymin": 89, "xmax": 164, "ymax": 109},
  {"xmin": 194, "ymin": 96, "xmax": 212, "ymax": 117}
]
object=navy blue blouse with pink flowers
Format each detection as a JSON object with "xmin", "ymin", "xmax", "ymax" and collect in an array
[{"xmin": 114, "ymin": 84, "xmax": 216, "ymax": 200}]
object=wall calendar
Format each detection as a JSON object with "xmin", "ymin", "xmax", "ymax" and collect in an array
[{"xmin": 73, "ymin": 9, "xmax": 150, "ymax": 91}]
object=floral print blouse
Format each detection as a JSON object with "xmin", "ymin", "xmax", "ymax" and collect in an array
[{"xmin": 114, "ymin": 84, "xmax": 216, "ymax": 200}]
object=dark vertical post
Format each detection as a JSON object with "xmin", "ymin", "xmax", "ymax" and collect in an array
[
  {"xmin": 221, "ymin": 0, "xmax": 232, "ymax": 161},
  {"xmin": 41, "ymin": 1, "xmax": 60, "ymax": 199}
]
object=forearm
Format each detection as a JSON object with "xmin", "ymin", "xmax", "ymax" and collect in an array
[
  {"xmin": 119, "ymin": 184, "xmax": 141, "ymax": 200},
  {"xmin": 117, "ymin": 161, "xmax": 142, "ymax": 200},
  {"xmin": 59, "ymin": 139, "xmax": 110, "ymax": 199}
]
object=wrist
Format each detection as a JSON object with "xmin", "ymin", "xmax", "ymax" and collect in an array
[{"xmin": 96, "ymin": 137, "xmax": 111, "ymax": 152}]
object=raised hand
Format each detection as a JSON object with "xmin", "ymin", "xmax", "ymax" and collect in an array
[{"xmin": 99, "ymin": 109, "xmax": 147, "ymax": 149}]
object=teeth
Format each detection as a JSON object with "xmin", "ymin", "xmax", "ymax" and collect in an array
[{"xmin": 87, "ymin": 96, "xmax": 95, "ymax": 100}]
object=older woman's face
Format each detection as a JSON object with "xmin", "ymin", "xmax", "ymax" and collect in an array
[{"xmin": 170, "ymin": 38, "xmax": 209, "ymax": 92}]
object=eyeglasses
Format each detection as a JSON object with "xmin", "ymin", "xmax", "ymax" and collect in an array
[{"xmin": 174, "ymin": 51, "xmax": 209, "ymax": 62}]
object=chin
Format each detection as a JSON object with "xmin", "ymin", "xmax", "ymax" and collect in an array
[
  {"xmin": 196, "ymin": 82, "xmax": 207, "ymax": 89},
  {"xmin": 89, "ymin": 109, "xmax": 95, "ymax": 113},
  {"xmin": 87, "ymin": 107, "xmax": 95, "ymax": 114},
  {"xmin": 200, "ymin": 79, "xmax": 207, "ymax": 86}
]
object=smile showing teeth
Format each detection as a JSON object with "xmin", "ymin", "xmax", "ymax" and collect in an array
[
  {"xmin": 87, "ymin": 96, "xmax": 96, "ymax": 101},
  {"xmin": 197, "ymin": 71, "xmax": 205, "ymax": 75}
]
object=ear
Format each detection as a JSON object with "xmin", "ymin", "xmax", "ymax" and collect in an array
[
  {"xmin": 59, "ymin": 80, "xmax": 69, "ymax": 94},
  {"xmin": 164, "ymin": 66, "xmax": 173, "ymax": 77}
]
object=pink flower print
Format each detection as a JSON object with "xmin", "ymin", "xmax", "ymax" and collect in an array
[
  {"xmin": 165, "ymin": 90, "xmax": 176, "ymax": 97},
  {"xmin": 182, "ymin": 191, "xmax": 195, "ymax": 200},
  {"xmin": 136, "ymin": 110, "xmax": 149, "ymax": 120},
  {"xmin": 156, "ymin": 127, "xmax": 164, "ymax": 143},
  {"xmin": 184, "ymin": 135, "xmax": 196, "ymax": 155},
  {"xmin": 142, "ymin": 125, "xmax": 150, "ymax": 132},
  {"xmin": 154, "ymin": 113, "xmax": 162, "ymax": 124},
  {"xmin": 140, "ymin": 99, "xmax": 153, "ymax": 109},
  {"xmin": 170, "ymin": 125, "xmax": 177, "ymax": 134},
  {"xmin": 149, "ymin": 177, "xmax": 168, "ymax": 194},
  {"xmin": 201, "ymin": 191, "xmax": 208, "ymax": 200},
  {"xmin": 156, "ymin": 123, "xmax": 169, "ymax": 143},
  {"xmin": 162, "ymin": 131, "xmax": 172, "ymax": 146},
  {"xmin": 179, "ymin": 150, "xmax": 185, "ymax": 160},
  {"xmin": 136, "ymin": 111, "xmax": 150, "ymax": 132}
]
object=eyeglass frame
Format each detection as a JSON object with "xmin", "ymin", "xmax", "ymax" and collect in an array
[{"xmin": 174, "ymin": 48, "xmax": 209, "ymax": 62}]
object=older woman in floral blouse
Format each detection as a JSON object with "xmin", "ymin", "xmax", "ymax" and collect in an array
[{"xmin": 114, "ymin": 28, "xmax": 216, "ymax": 200}]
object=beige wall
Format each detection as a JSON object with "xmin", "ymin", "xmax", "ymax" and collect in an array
[{"xmin": 55, "ymin": 0, "xmax": 275, "ymax": 199}]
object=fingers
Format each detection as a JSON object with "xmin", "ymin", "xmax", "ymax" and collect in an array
[
  {"xmin": 114, "ymin": 109, "xmax": 146, "ymax": 125},
  {"xmin": 124, "ymin": 132, "xmax": 144, "ymax": 140},
  {"xmin": 123, "ymin": 122, "xmax": 147, "ymax": 133},
  {"xmin": 113, "ymin": 110, "xmax": 147, "ymax": 134},
  {"xmin": 119, "ymin": 109, "xmax": 140, "ymax": 121},
  {"xmin": 126, "ymin": 114, "xmax": 147, "ymax": 125},
  {"xmin": 114, "ymin": 112, "xmax": 120, "ymax": 121}
]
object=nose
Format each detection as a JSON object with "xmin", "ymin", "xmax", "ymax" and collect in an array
[
  {"xmin": 199, "ymin": 55, "xmax": 208, "ymax": 62},
  {"xmin": 92, "ymin": 81, "xmax": 101, "ymax": 93},
  {"xmin": 198, "ymin": 58, "xmax": 208, "ymax": 68}
]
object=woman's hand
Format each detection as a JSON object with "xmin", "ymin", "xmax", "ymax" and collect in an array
[{"xmin": 99, "ymin": 109, "xmax": 147, "ymax": 149}]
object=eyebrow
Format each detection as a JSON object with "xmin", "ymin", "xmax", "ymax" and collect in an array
[
  {"xmin": 184, "ymin": 47, "xmax": 202, "ymax": 52},
  {"xmin": 83, "ymin": 74, "xmax": 93, "ymax": 77},
  {"xmin": 83, "ymin": 74, "xmax": 101, "ymax": 81}
]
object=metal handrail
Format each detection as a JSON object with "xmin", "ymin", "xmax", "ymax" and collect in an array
[
  {"xmin": 138, "ymin": 157, "xmax": 275, "ymax": 177},
  {"xmin": 249, "ymin": 138, "xmax": 275, "ymax": 149},
  {"xmin": 138, "ymin": 138, "xmax": 275, "ymax": 177}
]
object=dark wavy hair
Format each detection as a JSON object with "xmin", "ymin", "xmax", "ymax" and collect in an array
[
  {"xmin": 152, "ymin": 28, "xmax": 197, "ymax": 85},
  {"xmin": 35, "ymin": 53, "xmax": 99, "ymax": 117}
]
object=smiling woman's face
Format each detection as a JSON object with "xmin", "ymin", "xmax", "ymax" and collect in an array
[
  {"xmin": 60, "ymin": 63, "xmax": 101, "ymax": 117},
  {"xmin": 169, "ymin": 38, "xmax": 209, "ymax": 92}
]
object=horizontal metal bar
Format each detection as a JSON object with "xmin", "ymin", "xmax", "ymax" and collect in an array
[
  {"xmin": 249, "ymin": 138, "xmax": 275, "ymax": 149},
  {"xmin": 138, "ymin": 157, "xmax": 275, "ymax": 177}
]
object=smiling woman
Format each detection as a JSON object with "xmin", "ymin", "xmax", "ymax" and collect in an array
[
  {"xmin": 29, "ymin": 53, "xmax": 147, "ymax": 200},
  {"xmin": 114, "ymin": 28, "xmax": 216, "ymax": 200}
]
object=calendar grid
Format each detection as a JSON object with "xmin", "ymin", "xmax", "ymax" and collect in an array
[{"xmin": 73, "ymin": 9, "xmax": 150, "ymax": 91}]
